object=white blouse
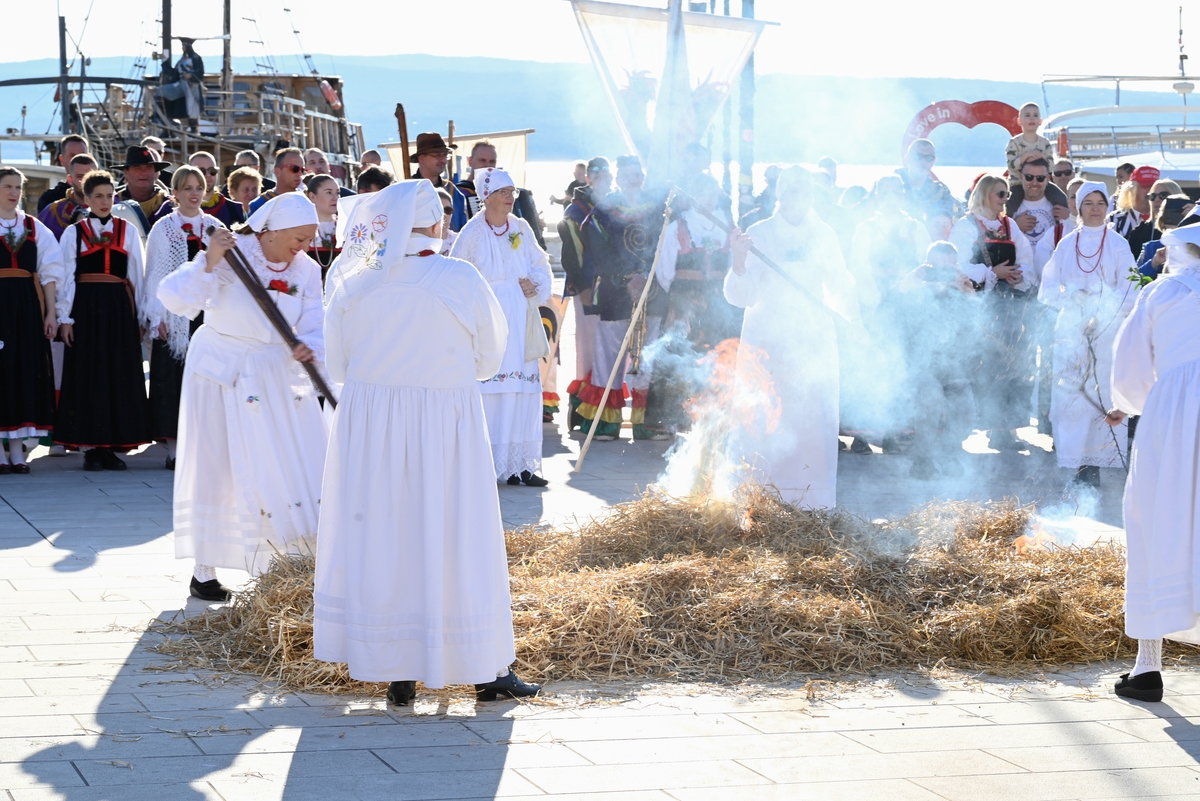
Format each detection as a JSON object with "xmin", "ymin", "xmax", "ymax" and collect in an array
[{"xmin": 57, "ymin": 216, "xmax": 146, "ymax": 326}]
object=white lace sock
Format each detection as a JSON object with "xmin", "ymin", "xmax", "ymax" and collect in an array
[
  {"xmin": 193, "ymin": 564, "xmax": 218, "ymax": 583},
  {"xmin": 166, "ymin": 440, "xmax": 178, "ymax": 459},
  {"xmin": 496, "ymin": 667, "xmax": 510, "ymax": 679},
  {"xmin": 1132, "ymin": 638, "xmax": 1163, "ymax": 677},
  {"xmin": 8, "ymin": 440, "xmax": 26, "ymax": 465}
]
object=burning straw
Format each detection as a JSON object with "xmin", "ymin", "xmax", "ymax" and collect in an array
[{"xmin": 150, "ymin": 486, "xmax": 1184, "ymax": 692}]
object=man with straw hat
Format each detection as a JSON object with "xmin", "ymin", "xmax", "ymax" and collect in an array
[{"xmin": 316, "ymin": 179, "xmax": 541, "ymax": 705}]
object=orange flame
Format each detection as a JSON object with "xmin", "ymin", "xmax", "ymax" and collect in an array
[
  {"xmin": 685, "ymin": 338, "xmax": 782, "ymax": 435},
  {"xmin": 1014, "ymin": 523, "xmax": 1055, "ymax": 555}
]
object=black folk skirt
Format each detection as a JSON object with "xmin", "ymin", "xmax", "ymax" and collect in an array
[
  {"xmin": 148, "ymin": 314, "xmax": 202, "ymax": 440},
  {"xmin": 0, "ymin": 277, "xmax": 55, "ymax": 435},
  {"xmin": 54, "ymin": 283, "xmax": 151, "ymax": 450}
]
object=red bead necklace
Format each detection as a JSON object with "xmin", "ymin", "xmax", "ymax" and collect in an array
[
  {"xmin": 486, "ymin": 217, "xmax": 510, "ymax": 237},
  {"xmin": 1074, "ymin": 225, "xmax": 1107, "ymax": 274}
]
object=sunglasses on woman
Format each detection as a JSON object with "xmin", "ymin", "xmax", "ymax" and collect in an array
[{"xmin": 1148, "ymin": 192, "xmax": 1173, "ymax": 201}]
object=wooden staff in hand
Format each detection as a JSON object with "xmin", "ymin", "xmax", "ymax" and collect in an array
[
  {"xmin": 205, "ymin": 226, "xmax": 338, "ymax": 408},
  {"xmin": 395, "ymin": 104, "xmax": 412, "ymax": 179},
  {"xmin": 574, "ymin": 189, "xmax": 675, "ymax": 474},
  {"xmin": 672, "ymin": 184, "xmax": 828, "ymax": 314}
]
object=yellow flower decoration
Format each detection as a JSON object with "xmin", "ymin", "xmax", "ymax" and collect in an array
[{"xmin": 508, "ymin": 231, "xmax": 522, "ymax": 251}]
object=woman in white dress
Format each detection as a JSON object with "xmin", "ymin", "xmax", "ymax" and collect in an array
[
  {"xmin": 1037, "ymin": 182, "xmax": 1136, "ymax": 486},
  {"xmin": 450, "ymin": 168, "xmax": 552, "ymax": 487},
  {"xmin": 725, "ymin": 166, "xmax": 860, "ymax": 509},
  {"xmin": 158, "ymin": 193, "xmax": 327, "ymax": 601},
  {"xmin": 1106, "ymin": 225, "xmax": 1200, "ymax": 703},
  {"xmin": 949, "ymin": 175, "xmax": 1037, "ymax": 452},
  {"xmin": 316, "ymin": 179, "xmax": 540, "ymax": 705},
  {"xmin": 142, "ymin": 165, "xmax": 222, "ymax": 469}
]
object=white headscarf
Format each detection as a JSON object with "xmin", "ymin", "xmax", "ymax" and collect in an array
[
  {"xmin": 323, "ymin": 179, "xmax": 428, "ymax": 308},
  {"xmin": 1074, "ymin": 180, "xmax": 1108, "ymax": 211},
  {"xmin": 246, "ymin": 192, "xmax": 318, "ymax": 232},
  {"xmin": 1161, "ymin": 225, "xmax": 1200, "ymax": 273},
  {"xmin": 475, "ymin": 168, "xmax": 514, "ymax": 201},
  {"xmin": 775, "ymin": 166, "xmax": 813, "ymax": 201}
]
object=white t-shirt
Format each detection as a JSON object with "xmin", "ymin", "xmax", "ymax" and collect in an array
[{"xmin": 1014, "ymin": 196, "xmax": 1055, "ymax": 247}]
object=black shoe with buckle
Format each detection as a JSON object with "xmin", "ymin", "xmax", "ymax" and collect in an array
[
  {"xmin": 475, "ymin": 671, "xmax": 541, "ymax": 702},
  {"xmin": 1115, "ymin": 671, "xmax": 1163, "ymax": 702},
  {"xmin": 98, "ymin": 449, "xmax": 127, "ymax": 471},
  {"xmin": 386, "ymin": 680, "xmax": 417, "ymax": 706},
  {"xmin": 189, "ymin": 576, "xmax": 232, "ymax": 602}
]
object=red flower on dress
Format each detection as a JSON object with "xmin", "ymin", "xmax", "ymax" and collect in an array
[{"xmin": 268, "ymin": 279, "xmax": 293, "ymax": 294}]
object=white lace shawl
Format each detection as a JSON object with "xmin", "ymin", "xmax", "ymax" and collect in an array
[{"xmin": 144, "ymin": 211, "xmax": 221, "ymax": 359}]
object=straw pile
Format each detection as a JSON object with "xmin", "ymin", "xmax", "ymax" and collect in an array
[{"xmin": 151, "ymin": 486, "xmax": 1176, "ymax": 692}]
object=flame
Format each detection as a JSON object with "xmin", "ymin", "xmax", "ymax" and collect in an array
[
  {"xmin": 684, "ymin": 338, "xmax": 782, "ymax": 435},
  {"xmin": 1014, "ymin": 523, "xmax": 1056, "ymax": 555}
]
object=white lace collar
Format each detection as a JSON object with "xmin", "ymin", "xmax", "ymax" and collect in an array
[{"xmin": 235, "ymin": 232, "xmax": 306, "ymax": 284}]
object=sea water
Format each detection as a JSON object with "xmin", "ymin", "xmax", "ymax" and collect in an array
[{"xmin": 525, "ymin": 161, "xmax": 995, "ymax": 229}]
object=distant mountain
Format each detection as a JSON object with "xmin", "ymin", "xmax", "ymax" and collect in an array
[{"xmin": 0, "ymin": 54, "xmax": 1185, "ymax": 166}]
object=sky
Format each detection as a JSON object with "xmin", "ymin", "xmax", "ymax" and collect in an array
[{"xmin": 1, "ymin": 0, "xmax": 1191, "ymax": 84}]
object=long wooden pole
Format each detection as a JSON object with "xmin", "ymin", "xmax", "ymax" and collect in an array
[
  {"xmin": 574, "ymin": 190, "xmax": 675, "ymax": 474},
  {"xmin": 395, "ymin": 103, "xmax": 411, "ymax": 179},
  {"xmin": 206, "ymin": 226, "xmax": 338, "ymax": 407},
  {"xmin": 671, "ymin": 185, "xmax": 832, "ymax": 315}
]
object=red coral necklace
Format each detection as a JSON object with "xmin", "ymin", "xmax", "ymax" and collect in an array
[{"xmin": 1074, "ymin": 226, "xmax": 1107, "ymax": 274}]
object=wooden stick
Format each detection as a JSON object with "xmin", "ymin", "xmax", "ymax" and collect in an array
[
  {"xmin": 395, "ymin": 103, "xmax": 411, "ymax": 179},
  {"xmin": 671, "ymin": 184, "xmax": 827, "ymax": 313},
  {"xmin": 574, "ymin": 190, "xmax": 675, "ymax": 474},
  {"xmin": 207, "ymin": 227, "xmax": 338, "ymax": 408}
]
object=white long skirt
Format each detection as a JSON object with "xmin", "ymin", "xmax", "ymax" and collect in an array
[
  {"xmin": 1124, "ymin": 357, "xmax": 1200, "ymax": 643},
  {"xmin": 314, "ymin": 381, "xmax": 516, "ymax": 686},
  {"xmin": 483, "ymin": 393, "xmax": 543, "ymax": 478},
  {"xmin": 481, "ymin": 280, "xmax": 544, "ymax": 479},
  {"xmin": 173, "ymin": 327, "xmax": 326, "ymax": 575},
  {"xmin": 1049, "ymin": 306, "xmax": 1128, "ymax": 469}
]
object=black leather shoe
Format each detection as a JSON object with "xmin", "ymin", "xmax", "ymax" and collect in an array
[
  {"xmin": 10, "ymin": 463, "xmax": 30, "ymax": 475},
  {"xmin": 1073, "ymin": 465, "xmax": 1101, "ymax": 488},
  {"xmin": 850, "ymin": 436, "xmax": 872, "ymax": 455},
  {"xmin": 520, "ymin": 470, "xmax": 549, "ymax": 487},
  {"xmin": 386, "ymin": 680, "xmax": 417, "ymax": 706},
  {"xmin": 98, "ymin": 449, "xmax": 127, "ymax": 471},
  {"xmin": 475, "ymin": 671, "xmax": 541, "ymax": 702},
  {"xmin": 83, "ymin": 450, "xmax": 104, "ymax": 472},
  {"xmin": 189, "ymin": 576, "xmax": 232, "ymax": 602},
  {"xmin": 939, "ymin": 456, "xmax": 965, "ymax": 477},
  {"xmin": 506, "ymin": 474, "xmax": 522, "ymax": 485},
  {"xmin": 165, "ymin": 457, "xmax": 176, "ymax": 471},
  {"xmin": 908, "ymin": 456, "xmax": 937, "ymax": 480},
  {"xmin": 1115, "ymin": 671, "xmax": 1163, "ymax": 702}
]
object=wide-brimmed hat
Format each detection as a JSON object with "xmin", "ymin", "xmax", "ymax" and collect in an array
[
  {"xmin": 117, "ymin": 145, "xmax": 169, "ymax": 171},
  {"xmin": 409, "ymin": 132, "xmax": 456, "ymax": 163}
]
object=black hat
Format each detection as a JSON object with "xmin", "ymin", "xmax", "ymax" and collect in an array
[
  {"xmin": 409, "ymin": 132, "xmax": 456, "ymax": 163},
  {"xmin": 117, "ymin": 145, "xmax": 169, "ymax": 171}
]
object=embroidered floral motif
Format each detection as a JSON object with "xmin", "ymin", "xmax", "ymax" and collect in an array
[
  {"xmin": 508, "ymin": 231, "xmax": 522, "ymax": 251},
  {"xmin": 483, "ymin": 370, "xmax": 539, "ymax": 385},
  {"xmin": 348, "ymin": 223, "xmax": 369, "ymax": 244},
  {"xmin": 260, "ymin": 509, "xmax": 273, "ymax": 519},
  {"xmin": 246, "ymin": 395, "xmax": 261, "ymax": 404},
  {"xmin": 371, "ymin": 214, "xmax": 389, "ymax": 233},
  {"xmin": 267, "ymin": 279, "xmax": 297, "ymax": 295}
]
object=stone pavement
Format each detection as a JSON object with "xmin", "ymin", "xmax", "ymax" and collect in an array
[
  {"xmin": 0, "ymin": 413, "xmax": 1190, "ymax": 801},
  {"xmin": 0, "ymin": 295, "xmax": 1171, "ymax": 801}
]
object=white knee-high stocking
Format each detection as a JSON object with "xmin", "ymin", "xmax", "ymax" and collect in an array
[{"xmin": 1132, "ymin": 638, "xmax": 1163, "ymax": 677}]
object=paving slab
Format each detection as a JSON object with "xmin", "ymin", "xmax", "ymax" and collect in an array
[{"xmin": 0, "ymin": 298, "xmax": 1189, "ymax": 800}]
